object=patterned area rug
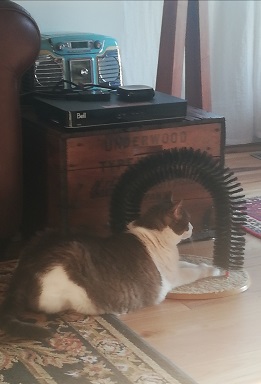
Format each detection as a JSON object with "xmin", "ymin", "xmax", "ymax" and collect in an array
[
  {"xmin": 0, "ymin": 260, "xmax": 197, "ymax": 384},
  {"xmin": 251, "ymin": 152, "xmax": 261, "ymax": 160},
  {"xmin": 242, "ymin": 196, "xmax": 261, "ymax": 239}
]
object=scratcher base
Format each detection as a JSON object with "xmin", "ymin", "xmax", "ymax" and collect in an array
[{"xmin": 167, "ymin": 255, "xmax": 250, "ymax": 300}]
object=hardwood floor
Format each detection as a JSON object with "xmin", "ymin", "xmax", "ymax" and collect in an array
[{"xmin": 119, "ymin": 150, "xmax": 261, "ymax": 384}]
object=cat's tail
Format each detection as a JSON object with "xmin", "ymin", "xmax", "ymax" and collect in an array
[{"xmin": 0, "ymin": 302, "xmax": 52, "ymax": 340}]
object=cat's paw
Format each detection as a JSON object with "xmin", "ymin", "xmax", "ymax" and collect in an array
[{"xmin": 199, "ymin": 263, "xmax": 222, "ymax": 278}]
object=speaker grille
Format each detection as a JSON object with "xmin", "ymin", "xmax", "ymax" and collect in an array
[
  {"xmin": 34, "ymin": 55, "xmax": 64, "ymax": 89},
  {"xmin": 97, "ymin": 49, "xmax": 122, "ymax": 86}
]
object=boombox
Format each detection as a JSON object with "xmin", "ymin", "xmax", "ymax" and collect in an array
[{"xmin": 22, "ymin": 33, "xmax": 123, "ymax": 93}]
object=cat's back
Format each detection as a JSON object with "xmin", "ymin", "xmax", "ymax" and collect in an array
[
  {"xmin": 16, "ymin": 229, "xmax": 162, "ymax": 292},
  {"xmin": 18, "ymin": 229, "xmax": 158, "ymax": 270}
]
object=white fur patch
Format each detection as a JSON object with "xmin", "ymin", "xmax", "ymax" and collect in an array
[
  {"xmin": 182, "ymin": 222, "xmax": 193, "ymax": 240},
  {"xmin": 38, "ymin": 266, "xmax": 98, "ymax": 315},
  {"xmin": 127, "ymin": 223, "xmax": 184, "ymax": 302}
]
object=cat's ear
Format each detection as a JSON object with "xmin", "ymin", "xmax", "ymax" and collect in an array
[{"xmin": 173, "ymin": 200, "xmax": 183, "ymax": 220}]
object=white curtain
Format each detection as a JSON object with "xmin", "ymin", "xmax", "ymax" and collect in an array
[{"xmin": 208, "ymin": 0, "xmax": 261, "ymax": 144}]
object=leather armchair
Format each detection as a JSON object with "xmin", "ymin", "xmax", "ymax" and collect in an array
[{"xmin": 0, "ymin": 1, "xmax": 40, "ymax": 241}]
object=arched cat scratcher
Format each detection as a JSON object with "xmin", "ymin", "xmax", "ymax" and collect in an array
[{"xmin": 109, "ymin": 148, "xmax": 250, "ymax": 298}]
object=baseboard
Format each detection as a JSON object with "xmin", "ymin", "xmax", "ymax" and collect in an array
[{"xmin": 225, "ymin": 142, "xmax": 261, "ymax": 154}]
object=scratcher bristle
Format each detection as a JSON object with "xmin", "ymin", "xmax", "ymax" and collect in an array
[{"xmin": 109, "ymin": 147, "xmax": 246, "ymax": 270}]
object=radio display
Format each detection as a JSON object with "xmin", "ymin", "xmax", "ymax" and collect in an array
[{"xmin": 71, "ymin": 41, "xmax": 89, "ymax": 49}]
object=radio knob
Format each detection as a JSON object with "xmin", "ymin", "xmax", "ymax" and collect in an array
[
  {"xmin": 56, "ymin": 42, "xmax": 64, "ymax": 51},
  {"xmin": 94, "ymin": 40, "xmax": 102, "ymax": 49}
]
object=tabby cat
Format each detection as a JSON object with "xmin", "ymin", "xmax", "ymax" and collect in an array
[{"xmin": 0, "ymin": 199, "xmax": 220, "ymax": 339}]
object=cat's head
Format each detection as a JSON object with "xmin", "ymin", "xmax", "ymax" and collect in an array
[
  {"xmin": 134, "ymin": 198, "xmax": 193, "ymax": 239},
  {"xmin": 164, "ymin": 200, "xmax": 193, "ymax": 240}
]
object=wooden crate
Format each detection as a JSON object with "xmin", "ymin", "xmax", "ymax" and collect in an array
[{"xmin": 22, "ymin": 106, "xmax": 225, "ymax": 238}]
